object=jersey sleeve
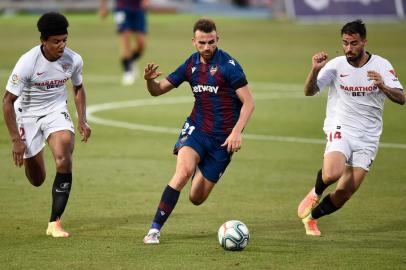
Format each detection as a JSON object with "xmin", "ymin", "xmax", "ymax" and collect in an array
[
  {"xmin": 5, "ymin": 54, "xmax": 33, "ymax": 97},
  {"xmin": 71, "ymin": 54, "xmax": 83, "ymax": 87},
  {"xmin": 166, "ymin": 60, "xmax": 188, "ymax": 88},
  {"xmin": 317, "ymin": 59, "xmax": 337, "ymax": 92},
  {"xmin": 380, "ymin": 59, "xmax": 403, "ymax": 90},
  {"xmin": 226, "ymin": 59, "xmax": 248, "ymax": 90}
]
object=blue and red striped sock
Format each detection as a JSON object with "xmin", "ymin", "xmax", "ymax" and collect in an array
[{"xmin": 151, "ymin": 185, "xmax": 180, "ymax": 231}]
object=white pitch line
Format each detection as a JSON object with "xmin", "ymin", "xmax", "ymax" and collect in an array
[
  {"xmin": 1, "ymin": 67, "xmax": 404, "ymax": 149},
  {"xmin": 83, "ymin": 73, "xmax": 305, "ymax": 91},
  {"xmin": 2, "ymin": 69, "xmax": 403, "ymax": 149},
  {"xmin": 87, "ymin": 94, "xmax": 406, "ymax": 150}
]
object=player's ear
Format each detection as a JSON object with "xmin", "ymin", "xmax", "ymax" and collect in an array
[{"xmin": 40, "ymin": 35, "xmax": 48, "ymax": 44}]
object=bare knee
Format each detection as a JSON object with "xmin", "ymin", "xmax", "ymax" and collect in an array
[
  {"xmin": 54, "ymin": 155, "xmax": 72, "ymax": 172},
  {"xmin": 176, "ymin": 168, "xmax": 195, "ymax": 183},
  {"xmin": 136, "ymin": 39, "xmax": 146, "ymax": 52},
  {"xmin": 322, "ymin": 169, "xmax": 342, "ymax": 183},
  {"xmin": 137, "ymin": 44, "xmax": 145, "ymax": 54},
  {"xmin": 189, "ymin": 195, "xmax": 205, "ymax": 206},
  {"xmin": 169, "ymin": 169, "xmax": 194, "ymax": 191}
]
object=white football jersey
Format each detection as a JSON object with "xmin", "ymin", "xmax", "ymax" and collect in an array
[
  {"xmin": 6, "ymin": 45, "xmax": 83, "ymax": 118},
  {"xmin": 317, "ymin": 54, "xmax": 403, "ymax": 139}
]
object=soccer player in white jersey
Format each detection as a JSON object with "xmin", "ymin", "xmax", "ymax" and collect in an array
[
  {"xmin": 2, "ymin": 12, "xmax": 91, "ymax": 237},
  {"xmin": 297, "ymin": 20, "xmax": 404, "ymax": 236}
]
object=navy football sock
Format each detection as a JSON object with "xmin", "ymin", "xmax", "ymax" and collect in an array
[
  {"xmin": 151, "ymin": 185, "xmax": 180, "ymax": 231},
  {"xmin": 131, "ymin": 51, "xmax": 141, "ymax": 62},
  {"xmin": 50, "ymin": 172, "xmax": 72, "ymax": 222},
  {"xmin": 121, "ymin": 58, "xmax": 132, "ymax": 72}
]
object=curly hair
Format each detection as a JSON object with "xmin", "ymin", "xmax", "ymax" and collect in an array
[{"xmin": 37, "ymin": 12, "xmax": 69, "ymax": 40}]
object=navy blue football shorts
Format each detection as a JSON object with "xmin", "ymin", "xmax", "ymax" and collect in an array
[
  {"xmin": 173, "ymin": 121, "xmax": 232, "ymax": 183},
  {"xmin": 114, "ymin": 10, "xmax": 147, "ymax": 33}
]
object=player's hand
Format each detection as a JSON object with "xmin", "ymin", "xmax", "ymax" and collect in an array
[
  {"xmin": 78, "ymin": 121, "xmax": 92, "ymax": 143},
  {"xmin": 312, "ymin": 52, "xmax": 328, "ymax": 70},
  {"xmin": 12, "ymin": 138, "xmax": 26, "ymax": 167},
  {"xmin": 221, "ymin": 130, "xmax": 242, "ymax": 153},
  {"xmin": 141, "ymin": 0, "xmax": 149, "ymax": 10},
  {"xmin": 367, "ymin": 70, "xmax": 385, "ymax": 89},
  {"xmin": 144, "ymin": 63, "xmax": 162, "ymax": 80},
  {"xmin": 99, "ymin": 7, "xmax": 109, "ymax": 19}
]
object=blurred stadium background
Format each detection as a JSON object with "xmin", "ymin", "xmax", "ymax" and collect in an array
[
  {"xmin": 1, "ymin": 0, "xmax": 405, "ymax": 20},
  {"xmin": 1, "ymin": 1, "xmax": 405, "ymax": 270}
]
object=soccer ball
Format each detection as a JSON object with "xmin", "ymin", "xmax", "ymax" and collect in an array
[{"xmin": 218, "ymin": 220, "xmax": 250, "ymax": 251}]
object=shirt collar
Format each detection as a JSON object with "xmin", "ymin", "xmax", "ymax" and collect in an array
[{"xmin": 195, "ymin": 48, "xmax": 219, "ymax": 65}]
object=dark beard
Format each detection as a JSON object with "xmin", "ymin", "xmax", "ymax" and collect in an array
[{"xmin": 346, "ymin": 52, "xmax": 363, "ymax": 64}]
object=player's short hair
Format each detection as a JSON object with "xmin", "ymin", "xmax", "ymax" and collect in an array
[
  {"xmin": 341, "ymin": 19, "xmax": 366, "ymax": 39},
  {"xmin": 193, "ymin": 19, "xmax": 217, "ymax": 34},
  {"xmin": 37, "ymin": 12, "xmax": 69, "ymax": 40}
]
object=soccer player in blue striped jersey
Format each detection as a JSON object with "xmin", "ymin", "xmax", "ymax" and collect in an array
[
  {"xmin": 99, "ymin": 0, "xmax": 148, "ymax": 85},
  {"xmin": 142, "ymin": 18, "xmax": 255, "ymax": 244}
]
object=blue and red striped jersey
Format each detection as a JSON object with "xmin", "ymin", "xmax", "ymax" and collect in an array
[
  {"xmin": 115, "ymin": 0, "xmax": 143, "ymax": 11},
  {"xmin": 167, "ymin": 49, "xmax": 248, "ymax": 136}
]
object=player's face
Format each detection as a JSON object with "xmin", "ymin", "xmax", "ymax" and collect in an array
[
  {"xmin": 41, "ymin": 34, "xmax": 68, "ymax": 61},
  {"xmin": 342, "ymin": 33, "xmax": 367, "ymax": 63},
  {"xmin": 193, "ymin": 30, "xmax": 219, "ymax": 63}
]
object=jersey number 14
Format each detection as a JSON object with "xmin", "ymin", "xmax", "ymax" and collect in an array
[{"xmin": 329, "ymin": 131, "xmax": 342, "ymax": 142}]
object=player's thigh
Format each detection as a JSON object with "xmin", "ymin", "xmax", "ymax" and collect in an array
[
  {"xmin": 24, "ymin": 149, "xmax": 46, "ymax": 185},
  {"xmin": 189, "ymin": 168, "xmax": 216, "ymax": 204},
  {"xmin": 43, "ymin": 109, "xmax": 75, "ymax": 157},
  {"xmin": 323, "ymin": 151, "xmax": 347, "ymax": 182},
  {"xmin": 323, "ymin": 133, "xmax": 351, "ymax": 182},
  {"xmin": 47, "ymin": 130, "xmax": 74, "ymax": 159}
]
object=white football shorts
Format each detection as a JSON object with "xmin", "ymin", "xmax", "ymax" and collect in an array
[
  {"xmin": 324, "ymin": 127, "xmax": 379, "ymax": 171},
  {"xmin": 16, "ymin": 107, "xmax": 75, "ymax": 158}
]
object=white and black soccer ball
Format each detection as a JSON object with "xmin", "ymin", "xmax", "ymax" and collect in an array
[{"xmin": 218, "ymin": 220, "xmax": 250, "ymax": 251}]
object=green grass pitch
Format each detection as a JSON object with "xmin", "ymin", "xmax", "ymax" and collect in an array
[{"xmin": 0, "ymin": 13, "xmax": 405, "ymax": 269}]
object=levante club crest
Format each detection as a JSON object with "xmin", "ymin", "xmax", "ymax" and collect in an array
[{"xmin": 210, "ymin": 65, "xmax": 218, "ymax": 76}]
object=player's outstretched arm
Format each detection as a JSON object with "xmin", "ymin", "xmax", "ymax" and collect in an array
[
  {"xmin": 72, "ymin": 84, "xmax": 91, "ymax": 142},
  {"xmin": 144, "ymin": 63, "xmax": 174, "ymax": 96},
  {"xmin": 2, "ymin": 91, "xmax": 26, "ymax": 167},
  {"xmin": 221, "ymin": 85, "xmax": 255, "ymax": 153},
  {"xmin": 304, "ymin": 52, "xmax": 328, "ymax": 96},
  {"xmin": 367, "ymin": 70, "xmax": 405, "ymax": 105}
]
